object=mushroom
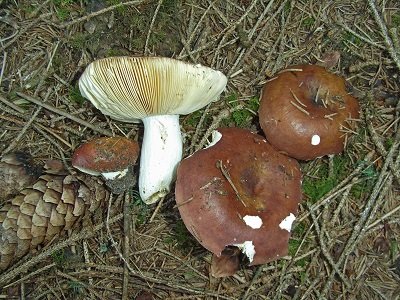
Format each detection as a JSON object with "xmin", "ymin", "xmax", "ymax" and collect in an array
[
  {"xmin": 79, "ymin": 56, "xmax": 227, "ymax": 204},
  {"xmin": 258, "ymin": 64, "xmax": 360, "ymax": 160},
  {"xmin": 175, "ymin": 128, "xmax": 302, "ymax": 266},
  {"xmin": 72, "ymin": 136, "xmax": 140, "ymax": 194}
]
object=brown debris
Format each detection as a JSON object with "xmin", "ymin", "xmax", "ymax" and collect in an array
[{"xmin": 210, "ymin": 246, "xmax": 241, "ymax": 278}]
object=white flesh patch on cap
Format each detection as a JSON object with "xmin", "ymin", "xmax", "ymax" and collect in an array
[
  {"xmin": 311, "ymin": 134, "xmax": 320, "ymax": 145},
  {"xmin": 73, "ymin": 166, "xmax": 101, "ymax": 176},
  {"xmin": 243, "ymin": 215, "xmax": 263, "ymax": 229},
  {"xmin": 232, "ymin": 241, "xmax": 256, "ymax": 263},
  {"xmin": 279, "ymin": 213, "xmax": 296, "ymax": 232},
  {"xmin": 139, "ymin": 114, "xmax": 183, "ymax": 204},
  {"xmin": 205, "ymin": 130, "xmax": 222, "ymax": 148},
  {"xmin": 102, "ymin": 168, "xmax": 128, "ymax": 180}
]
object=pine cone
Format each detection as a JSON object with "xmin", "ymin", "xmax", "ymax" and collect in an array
[
  {"xmin": 0, "ymin": 162, "xmax": 109, "ymax": 271},
  {"xmin": 0, "ymin": 152, "xmax": 42, "ymax": 202}
]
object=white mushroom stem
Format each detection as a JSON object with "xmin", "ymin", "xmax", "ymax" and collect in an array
[{"xmin": 139, "ymin": 114, "xmax": 183, "ymax": 204}]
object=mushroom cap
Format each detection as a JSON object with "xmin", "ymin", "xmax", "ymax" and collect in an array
[
  {"xmin": 72, "ymin": 136, "xmax": 140, "ymax": 175},
  {"xmin": 175, "ymin": 128, "xmax": 302, "ymax": 265},
  {"xmin": 258, "ymin": 64, "xmax": 360, "ymax": 160},
  {"xmin": 78, "ymin": 56, "xmax": 228, "ymax": 122}
]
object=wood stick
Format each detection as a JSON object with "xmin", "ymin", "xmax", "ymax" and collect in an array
[{"xmin": 15, "ymin": 92, "xmax": 113, "ymax": 137}]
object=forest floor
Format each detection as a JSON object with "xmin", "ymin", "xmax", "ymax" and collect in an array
[{"xmin": 0, "ymin": 0, "xmax": 399, "ymax": 299}]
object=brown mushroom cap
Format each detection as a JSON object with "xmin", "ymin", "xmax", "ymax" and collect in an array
[
  {"xmin": 175, "ymin": 128, "xmax": 302, "ymax": 265},
  {"xmin": 258, "ymin": 64, "xmax": 360, "ymax": 160},
  {"xmin": 72, "ymin": 137, "xmax": 140, "ymax": 175}
]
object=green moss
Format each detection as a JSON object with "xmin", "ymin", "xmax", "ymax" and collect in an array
[
  {"xmin": 300, "ymin": 270, "xmax": 308, "ymax": 284},
  {"xmin": 160, "ymin": 0, "xmax": 179, "ymax": 14},
  {"xmin": 52, "ymin": 0, "xmax": 81, "ymax": 21},
  {"xmin": 105, "ymin": 48, "xmax": 126, "ymax": 57},
  {"xmin": 165, "ymin": 220, "xmax": 196, "ymax": 250},
  {"xmin": 385, "ymin": 137, "xmax": 394, "ymax": 150},
  {"xmin": 288, "ymin": 223, "xmax": 309, "ymax": 267},
  {"xmin": 392, "ymin": 14, "xmax": 400, "ymax": 27},
  {"xmin": 351, "ymin": 181, "xmax": 375, "ymax": 199},
  {"xmin": 51, "ymin": 249, "xmax": 66, "ymax": 266},
  {"xmin": 361, "ymin": 164, "xmax": 377, "ymax": 178},
  {"xmin": 68, "ymin": 281, "xmax": 84, "ymax": 295},
  {"xmin": 106, "ymin": 0, "xmax": 129, "ymax": 14},
  {"xmin": 288, "ymin": 239, "xmax": 301, "ymax": 256},
  {"xmin": 184, "ymin": 109, "xmax": 204, "ymax": 128},
  {"xmin": 349, "ymin": 164, "xmax": 376, "ymax": 199},
  {"xmin": 283, "ymin": 1, "xmax": 291, "ymax": 14},
  {"xmin": 99, "ymin": 242, "xmax": 111, "ymax": 254},
  {"xmin": 56, "ymin": 8, "xmax": 70, "ymax": 21},
  {"xmin": 342, "ymin": 32, "xmax": 362, "ymax": 46},
  {"xmin": 302, "ymin": 155, "xmax": 350, "ymax": 203},
  {"xmin": 68, "ymin": 32, "xmax": 89, "ymax": 50},
  {"xmin": 21, "ymin": 4, "xmax": 36, "ymax": 14},
  {"xmin": 69, "ymin": 85, "xmax": 86, "ymax": 106},
  {"xmin": 53, "ymin": 0, "xmax": 76, "ymax": 4},
  {"xmin": 225, "ymin": 94, "xmax": 259, "ymax": 127},
  {"xmin": 302, "ymin": 17, "xmax": 315, "ymax": 28},
  {"xmin": 130, "ymin": 14, "xmax": 147, "ymax": 31},
  {"xmin": 130, "ymin": 190, "xmax": 150, "ymax": 226}
]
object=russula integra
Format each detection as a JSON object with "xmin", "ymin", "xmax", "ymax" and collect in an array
[
  {"xmin": 258, "ymin": 64, "xmax": 360, "ymax": 160},
  {"xmin": 72, "ymin": 136, "xmax": 139, "ymax": 194},
  {"xmin": 79, "ymin": 56, "xmax": 227, "ymax": 204},
  {"xmin": 175, "ymin": 128, "xmax": 302, "ymax": 266}
]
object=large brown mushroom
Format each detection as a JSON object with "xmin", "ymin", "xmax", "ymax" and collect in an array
[
  {"xmin": 175, "ymin": 128, "xmax": 302, "ymax": 266},
  {"xmin": 258, "ymin": 64, "xmax": 360, "ymax": 160}
]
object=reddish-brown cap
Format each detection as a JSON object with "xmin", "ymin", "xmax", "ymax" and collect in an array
[
  {"xmin": 175, "ymin": 128, "xmax": 302, "ymax": 265},
  {"xmin": 72, "ymin": 137, "xmax": 140, "ymax": 175},
  {"xmin": 258, "ymin": 64, "xmax": 360, "ymax": 160}
]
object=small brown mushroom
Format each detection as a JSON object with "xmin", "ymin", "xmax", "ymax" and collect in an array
[
  {"xmin": 258, "ymin": 64, "xmax": 360, "ymax": 160},
  {"xmin": 175, "ymin": 128, "xmax": 302, "ymax": 266},
  {"xmin": 72, "ymin": 136, "xmax": 140, "ymax": 194}
]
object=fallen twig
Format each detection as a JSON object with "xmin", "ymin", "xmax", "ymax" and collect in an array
[
  {"xmin": 319, "ymin": 128, "xmax": 399, "ymax": 297},
  {"xmin": 57, "ymin": 1, "xmax": 145, "ymax": 29},
  {"xmin": 0, "ymin": 214, "xmax": 123, "ymax": 287},
  {"xmin": 367, "ymin": 0, "xmax": 400, "ymax": 70},
  {"xmin": 144, "ymin": 0, "xmax": 163, "ymax": 55},
  {"xmin": 15, "ymin": 92, "xmax": 113, "ymax": 137}
]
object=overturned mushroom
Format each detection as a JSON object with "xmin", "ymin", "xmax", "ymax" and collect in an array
[
  {"xmin": 258, "ymin": 64, "xmax": 360, "ymax": 160},
  {"xmin": 79, "ymin": 56, "xmax": 227, "ymax": 204},
  {"xmin": 175, "ymin": 128, "xmax": 302, "ymax": 266},
  {"xmin": 72, "ymin": 136, "xmax": 139, "ymax": 194}
]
